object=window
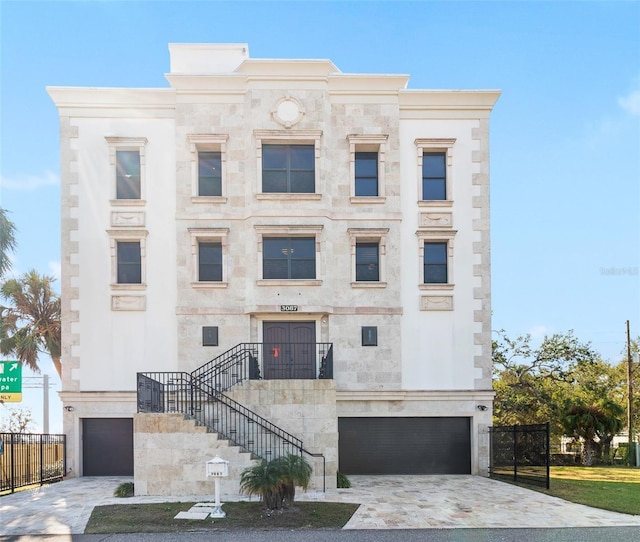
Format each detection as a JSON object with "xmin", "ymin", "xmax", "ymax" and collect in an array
[
  {"xmin": 356, "ymin": 242, "xmax": 379, "ymax": 281},
  {"xmin": 199, "ymin": 242, "xmax": 222, "ymax": 281},
  {"xmin": 263, "ymin": 237, "xmax": 315, "ymax": 279},
  {"xmin": 254, "ymin": 130, "xmax": 322, "ymax": 199},
  {"xmin": 348, "ymin": 228, "xmax": 388, "ymax": 288},
  {"xmin": 189, "ymin": 228, "xmax": 229, "ymax": 288},
  {"xmin": 415, "ymin": 138, "xmax": 455, "ymax": 205},
  {"xmin": 116, "ymin": 151, "xmax": 141, "ymax": 199},
  {"xmin": 348, "ymin": 134, "xmax": 387, "ymax": 202},
  {"xmin": 188, "ymin": 134, "xmax": 228, "ymax": 201},
  {"xmin": 106, "ymin": 137, "xmax": 147, "ymax": 204},
  {"xmin": 198, "ymin": 152, "xmax": 222, "ymax": 196},
  {"xmin": 108, "ymin": 230, "xmax": 148, "ymax": 289},
  {"xmin": 424, "ymin": 242, "xmax": 447, "ymax": 284},
  {"xmin": 422, "ymin": 153, "xmax": 446, "ymax": 200},
  {"xmin": 262, "ymin": 144, "xmax": 314, "ymax": 193},
  {"xmin": 355, "ymin": 152, "xmax": 378, "ymax": 196},
  {"xmin": 117, "ymin": 241, "xmax": 141, "ymax": 284},
  {"xmin": 416, "ymin": 229, "xmax": 456, "ymax": 289},
  {"xmin": 255, "ymin": 225, "xmax": 323, "ymax": 285}
]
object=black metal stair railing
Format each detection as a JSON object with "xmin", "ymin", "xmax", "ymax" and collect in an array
[
  {"xmin": 137, "ymin": 341, "xmax": 333, "ymax": 489},
  {"xmin": 137, "ymin": 372, "xmax": 303, "ymax": 458}
]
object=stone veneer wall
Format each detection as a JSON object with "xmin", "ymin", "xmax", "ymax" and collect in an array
[
  {"xmin": 225, "ymin": 379, "xmax": 338, "ymax": 490},
  {"xmin": 134, "ymin": 413, "xmax": 255, "ymax": 497}
]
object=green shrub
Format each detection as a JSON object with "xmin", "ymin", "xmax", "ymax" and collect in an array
[
  {"xmin": 114, "ymin": 482, "xmax": 134, "ymax": 497},
  {"xmin": 240, "ymin": 454, "xmax": 312, "ymax": 510},
  {"xmin": 337, "ymin": 472, "xmax": 351, "ymax": 488}
]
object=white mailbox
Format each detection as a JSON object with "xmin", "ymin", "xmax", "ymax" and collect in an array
[{"xmin": 206, "ymin": 456, "xmax": 229, "ymax": 478}]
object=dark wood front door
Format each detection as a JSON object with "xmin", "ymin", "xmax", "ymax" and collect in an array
[{"xmin": 263, "ymin": 321, "xmax": 316, "ymax": 379}]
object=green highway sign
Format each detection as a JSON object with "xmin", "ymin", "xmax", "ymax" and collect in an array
[{"xmin": 0, "ymin": 360, "xmax": 22, "ymax": 402}]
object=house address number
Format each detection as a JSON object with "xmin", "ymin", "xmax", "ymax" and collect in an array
[{"xmin": 280, "ymin": 305, "xmax": 298, "ymax": 312}]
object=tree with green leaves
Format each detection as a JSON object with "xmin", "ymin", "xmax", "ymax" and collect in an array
[
  {"xmin": 492, "ymin": 330, "xmax": 598, "ymax": 439},
  {"xmin": 0, "ymin": 270, "xmax": 61, "ymax": 378},
  {"xmin": 0, "ymin": 208, "xmax": 17, "ymax": 278},
  {"xmin": 561, "ymin": 400, "xmax": 625, "ymax": 466}
]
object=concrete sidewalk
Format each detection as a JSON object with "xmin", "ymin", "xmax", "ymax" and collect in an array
[{"xmin": 1, "ymin": 475, "xmax": 640, "ymax": 535}]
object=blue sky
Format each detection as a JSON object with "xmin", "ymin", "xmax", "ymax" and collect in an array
[{"xmin": 1, "ymin": 0, "xmax": 639, "ymax": 433}]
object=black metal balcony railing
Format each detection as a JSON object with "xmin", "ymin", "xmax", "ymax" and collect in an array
[
  {"xmin": 191, "ymin": 342, "xmax": 334, "ymax": 392},
  {"xmin": 137, "ymin": 342, "xmax": 332, "ymax": 488}
]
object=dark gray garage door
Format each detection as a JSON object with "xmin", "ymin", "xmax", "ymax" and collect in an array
[
  {"xmin": 82, "ymin": 418, "xmax": 134, "ymax": 476},
  {"xmin": 339, "ymin": 417, "xmax": 471, "ymax": 474}
]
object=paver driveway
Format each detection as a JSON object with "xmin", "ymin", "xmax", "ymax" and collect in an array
[{"xmin": 1, "ymin": 475, "xmax": 639, "ymax": 535}]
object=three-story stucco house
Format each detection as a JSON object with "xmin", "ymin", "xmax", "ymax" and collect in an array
[{"xmin": 48, "ymin": 43, "xmax": 500, "ymax": 495}]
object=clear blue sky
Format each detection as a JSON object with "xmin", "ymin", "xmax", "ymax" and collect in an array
[{"xmin": 1, "ymin": 0, "xmax": 639, "ymax": 432}]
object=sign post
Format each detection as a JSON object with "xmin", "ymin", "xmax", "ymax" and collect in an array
[{"xmin": 0, "ymin": 361, "xmax": 22, "ymax": 402}]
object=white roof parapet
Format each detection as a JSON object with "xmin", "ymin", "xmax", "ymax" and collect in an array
[{"xmin": 168, "ymin": 43, "xmax": 249, "ymax": 74}]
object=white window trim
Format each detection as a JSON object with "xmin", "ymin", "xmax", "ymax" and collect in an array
[
  {"xmin": 107, "ymin": 229, "xmax": 149, "ymax": 290},
  {"xmin": 189, "ymin": 228, "xmax": 230, "ymax": 289},
  {"xmin": 348, "ymin": 134, "xmax": 388, "ymax": 203},
  {"xmin": 415, "ymin": 138, "xmax": 456, "ymax": 207},
  {"xmin": 106, "ymin": 137, "xmax": 148, "ymax": 205},
  {"xmin": 254, "ymin": 130, "xmax": 323, "ymax": 200},
  {"xmin": 416, "ymin": 229, "xmax": 457, "ymax": 290},
  {"xmin": 188, "ymin": 134, "xmax": 228, "ymax": 204},
  {"xmin": 348, "ymin": 228, "xmax": 389, "ymax": 288},
  {"xmin": 255, "ymin": 224, "xmax": 323, "ymax": 285}
]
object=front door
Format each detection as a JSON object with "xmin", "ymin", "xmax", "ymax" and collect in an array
[{"xmin": 263, "ymin": 321, "xmax": 316, "ymax": 379}]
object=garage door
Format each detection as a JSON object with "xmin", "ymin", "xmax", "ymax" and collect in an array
[
  {"xmin": 338, "ymin": 417, "xmax": 471, "ymax": 474},
  {"xmin": 82, "ymin": 418, "xmax": 134, "ymax": 476}
]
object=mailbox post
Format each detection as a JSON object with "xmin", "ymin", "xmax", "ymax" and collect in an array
[{"xmin": 206, "ymin": 456, "xmax": 229, "ymax": 518}]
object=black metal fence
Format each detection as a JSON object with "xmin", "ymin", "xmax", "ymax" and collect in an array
[
  {"xmin": 489, "ymin": 423, "xmax": 550, "ymax": 489},
  {"xmin": 0, "ymin": 433, "xmax": 66, "ymax": 495}
]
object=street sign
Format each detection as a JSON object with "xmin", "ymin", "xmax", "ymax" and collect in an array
[{"xmin": 0, "ymin": 361, "xmax": 22, "ymax": 402}]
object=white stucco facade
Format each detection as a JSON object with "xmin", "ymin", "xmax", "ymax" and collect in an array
[{"xmin": 49, "ymin": 44, "xmax": 499, "ymax": 490}]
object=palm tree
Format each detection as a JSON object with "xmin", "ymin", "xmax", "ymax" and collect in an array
[
  {"xmin": 239, "ymin": 454, "xmax": 313, "ymax": 509},
  {"xmin": 562, "ymin": 400, "xmax": 624, "ymax": 466},
  {"xmin": 271, "ymin": 453, "xmax": 312, "ymax": 505},
  {"xmin": 239, "ymin": 458, "xmax": 286, "ymax": 510},
  {"xmin": 0, "ymin": 270, "xmax": 61, "ymax": 378},
  {"xmin": 0, "ymin": 208, "xmax": 17, "ymax": 277},
  {"xmin": 562, "ymin": 403, "xmax": 603, "ymax": 465},
  {"xmin": 595, "ymin": 400, "xmax": 625, "ymax": 463}
]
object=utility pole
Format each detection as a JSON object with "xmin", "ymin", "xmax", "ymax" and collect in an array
[
  {"xmin": 43, "ymin": 374, "xmax": 49, "ymax": 434},
  {"xmin": 627, "ymin": 320, "xmax": 634, "ymax": 466}
]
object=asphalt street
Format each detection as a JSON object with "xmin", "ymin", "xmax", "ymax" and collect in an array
[{"xmin": 3, "ymin": 528, "xmax": 640, "ymax": 542}]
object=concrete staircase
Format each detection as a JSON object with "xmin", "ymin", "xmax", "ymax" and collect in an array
[{"xmin": 133, "ymin": 413, "xmax": 256, "ymax": 497}]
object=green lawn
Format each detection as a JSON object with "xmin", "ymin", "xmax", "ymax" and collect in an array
[
  {"xmin": 85, "ymin": 501, "xmax": 360, "ymax": 534},
  {"xmin": 530, "ymin": 466, "xmax": 640, "ymax": 516}
]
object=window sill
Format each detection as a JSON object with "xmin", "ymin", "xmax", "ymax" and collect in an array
[
  {"xmin": 191, "ymin": 196, "xmax": 228, "ymax": 205},
  {"xmin": 350, "ymin": 196, "xmax": 387, "ymax": 205},
  {"xmin": 256, "ymin": 193, "xmax": 322, "ymax": 201},
  {"xmin": 257, "ymin": 279, "xmax": 322, "ymax": 287},
  {"xmin": 351, "ymin": 281, "xmax": 387, "ymax": 288},
  {"xmin": 110, "ymin": 199, "xmax": 146, "ymax": 207},
  {"xmin": 111, "ymin": 283, "xmax": 147, "ymax": 291},
  {"xmin": 191, "ymin": 281, "xmax": 229, "ymax": 289},
  {"xmin": 419, "ymin": 283, "xmax": 455, "ymax": 291},
  {"xmin": 418, "ymin": 200, "xmax": 454, "ymax": 208}
]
